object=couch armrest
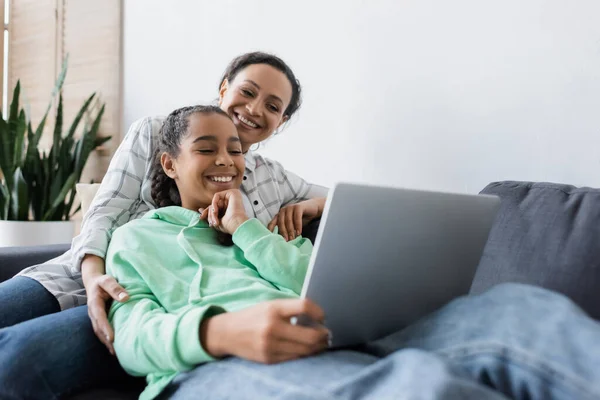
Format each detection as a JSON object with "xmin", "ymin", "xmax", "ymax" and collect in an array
[{"xmin": 0, "ymin": 244, "xmax": 71, "ymax": 283}]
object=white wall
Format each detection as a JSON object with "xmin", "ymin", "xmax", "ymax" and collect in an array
[{"xmin": 124, "ymin": 0, "xmax": 600, "ymax": 193}]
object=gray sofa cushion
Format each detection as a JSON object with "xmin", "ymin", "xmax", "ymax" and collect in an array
[
  {"xmin": 471, "ymin": 181, "xmax": 600, "ymax": 320},
  {"xmin": 0, "ymin": 243, "xmax": 70, "ymax": 282}
]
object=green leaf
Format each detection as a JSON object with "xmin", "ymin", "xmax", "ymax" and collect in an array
[
  {"xmin": 65, "ymin": 93, "xmax": 96, "ymax": 142},
  {"xmin": 30, "ymin": 54, "xmax": 67, "ymax": 153},
  {"xmin": 40, "ymin": 151, "xmax": 51, "ymax": 217},
  {"xmin": 13, "ymin": 110, "xmax": 27, "ymax": 169},
  {"xmin": 49, "ymin": 165, "xmax": 67, "ymax": 203},
  {"xmin": 75, "ymin": 104, "xmax": 105, "ymax": 176},
  {"xmin": 25, "ymin": 121, "xmax": 34, "ymax": 154},
  {"xmin": 59, "ymin": 136, "xmax": 75, "ymax": 176},
  {"xmin": 28, "ymin": 164, "xmax": 44, "ymax": 221},
  {"xmin": 0, "ymin": 183, "xmax": 8, "ymax": 220},
  {"xmin": 51, "ymin": 94, "xmax": 64, "ymax": 169},
  {"xmin": 0, "ymin": 113, "xmax": 10, "ymax": 186},
  {"xmin": 64, "ymin": 184, "xmax": 78, "ymax": 220},
  {"xmin": 9, "ymin": 80, "xmax": 21, "ymax": 125},
  {"xmin": 23, "ymin": 56, "xmax": 66, "ymax": 187},
  {"xmin": 52, "ymin": 202, "xmax": 66, "ymax": 221},
  {"xmin": 1, "ymin": 81, "xmax": 22, "ymax": 191},
  {"xmin": 7, "ymin": 82, "xmax": 21, "ymax": 178},
  {"xmin": 94, "ymin": 135, "xmax": 112, "ymax": 148},
  {"xmin": 22, "ymin": 123, "xmax": 35, "ymax": 185},
  {"xmin": 43, "ymin": 172, "xmax": 76, "ymax": 221},
  {"xmin": 10, "ymin": 167, "xmax": 29, "ymax": 221},
  {"xmin": 27, "ymin": 110, "xmax": 49, "ymax": 165},
  {"xmin": 51, "ymin": 55, "xmax": 68, "ymax": 100}
]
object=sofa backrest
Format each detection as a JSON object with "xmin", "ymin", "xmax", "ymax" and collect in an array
[{"xmin": 471, "ymin": 181, "xmax": 600, "ymax": 320}]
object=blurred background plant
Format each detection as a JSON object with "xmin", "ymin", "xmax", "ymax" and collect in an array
[{"xmin": 0, "ymin": 57, "xmax": 109, "ymax": 221}]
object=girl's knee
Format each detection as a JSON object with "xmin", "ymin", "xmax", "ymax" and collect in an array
[{"xmin": 480, "ymin": 283, "xmax": 584, "ymax": 316}]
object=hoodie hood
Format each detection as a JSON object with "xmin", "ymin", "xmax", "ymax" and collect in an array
[{"xmin": 143, "ymin": 206, "xmax": 208, "ymax": 228}]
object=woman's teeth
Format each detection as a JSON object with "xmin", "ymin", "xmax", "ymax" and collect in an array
[
  {"xmin": 238, "ymin": 114, "xmax": 258, "ymax": 128},
  {"xmin": 209, "ymin": 176, "xmax": 233, "ymax": 182}
]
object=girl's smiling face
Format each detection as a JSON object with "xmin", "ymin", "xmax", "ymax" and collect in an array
[
  {"xmin": 219, "ymin": 63, "xmax": 293, "ymax": 152},
  {"xmin": 161, "ymin": 112, "xmax": 245, "ymax": 210}
]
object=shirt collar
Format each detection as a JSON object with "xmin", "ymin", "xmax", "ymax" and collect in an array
[{"xmin": 244, "ymin": 150, "xmax": 257, "ymax": 172}]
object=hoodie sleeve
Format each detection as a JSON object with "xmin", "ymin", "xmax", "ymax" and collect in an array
[
  {"xmin": 232, "ymin": 218, "xmax": 312, "ymax": 295},
  {"xmin": 106, "ymin": 246, "xmax": 224, "ymax": 376}
]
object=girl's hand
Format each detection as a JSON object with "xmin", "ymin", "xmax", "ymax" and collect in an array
[
  {"xmin": 81, "ymin": 254, "xmax": 129, "ymax": 355},
  {"xmin": 199, "ymin": 189, "xmax": 249, "ymax": 235},
  {"xmin": 268, "ymin": 198, "xmax": 326, "ymax": 241},
  {"xmin": 200, "ymin": 298, "xmax": 330, "ymax": 364}
]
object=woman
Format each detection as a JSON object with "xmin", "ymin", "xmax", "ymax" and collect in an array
[
  {"xmin": 0, "ymin": 52, "xmax": 327, "ymax": 399},
  {"xmin": 110, "ymin": 105, "xmax": 600, "ymax": 400}
]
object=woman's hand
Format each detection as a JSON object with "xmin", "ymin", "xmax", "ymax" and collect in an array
[
  {"xmin": 81, "ymin": 254, "xmax": 129, "ymax": 355},
  {"xmin": 200, "ymin": 298, "xmax": 330, "ymax": 364},
  {"xmin": 267, "ymin": 198, "xmax": 326, "ymax": 241},
  {"xmin": 199, "ymin": 189, "xmax": 249, "ymax": 235}
]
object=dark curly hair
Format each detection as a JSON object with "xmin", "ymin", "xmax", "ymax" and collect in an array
[
  {"xmin": 219, "ymin": 51, "xmax": 302, "ymax": 120},
  {"xmin": 151, "ymin": 105, "xmax": 234, "ymax": 245}
]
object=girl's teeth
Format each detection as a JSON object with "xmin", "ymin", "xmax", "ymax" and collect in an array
[
  {"xmin": 209, "ymin": 176, "xmax": 233, "ymax": 182},
  {"xmin": 238, "ymin": 115, "xmax": 257, "ymax": 128}
]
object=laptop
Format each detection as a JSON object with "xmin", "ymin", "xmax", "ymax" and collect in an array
[{"xmin": 299, "ymin": 182, "xmax": 500, "ymax": 348}]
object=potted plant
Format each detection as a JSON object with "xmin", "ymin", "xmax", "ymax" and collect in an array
[{"xmin": 0, "ymin": 59, "xmax": 110, "ymax": 247}]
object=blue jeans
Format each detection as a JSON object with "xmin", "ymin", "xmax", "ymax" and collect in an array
[
  {"xmin": 161, "ymin": 284, "xmax": 600, "ymax": 400},
  {"xmin": 0, "ymin": 276, "xmax": 60, "ymax": 327},
  {"xmin": 0, "ymin": 276, "xmax": 142, "ymax": 399}
]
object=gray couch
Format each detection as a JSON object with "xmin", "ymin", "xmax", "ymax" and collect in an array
[
  {"xmin": 2, "ymin": 181, "xmax": 600, "ymax": 399},
  {"xmin": 472, "ymin": 181, "xmax": 600, "ymax": 320}
]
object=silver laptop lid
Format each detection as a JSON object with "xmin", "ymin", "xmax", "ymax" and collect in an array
[{"xmin": 301, "ymin": 182, "xmax": 500, "ymax": 347}]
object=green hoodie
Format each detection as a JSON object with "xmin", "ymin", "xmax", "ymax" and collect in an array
[{"xmin": 106, "ymin": 206, "xmax": 312, "ymax": 400}]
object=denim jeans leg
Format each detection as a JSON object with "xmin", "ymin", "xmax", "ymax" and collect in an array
[
  {"xmin": 160, "ymin": 350, "xmax": 377, "ymax": 400},
  {"xmin": 363, "ymin": 283, "xmax": 600, "ymax": 400},
  {"xmin": 0, "ymin": 276, "xmax": 60, "ymax": 328},
  {"xmin": 161, "ymin": 348, "xmax": 505, "ymax": 400},
  {"xmin": 0, "ymin": 305, "xmax": 143, "ymax": 400},
  {"xmin": 329, "ymin": 349, "xmax": 508, "ymax": 400}
]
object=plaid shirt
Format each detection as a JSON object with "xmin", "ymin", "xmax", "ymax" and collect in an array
[{"xmin": 19, "ymin": 116, "xmax": 328, "ymax": 310}]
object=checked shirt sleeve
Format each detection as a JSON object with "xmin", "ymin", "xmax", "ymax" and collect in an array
[
  {"xmin": 264, "ymin": 158, "xmax": 328, "ymax": 207},
  {"xmin": 70, "ymin": 117, "xmax": 155, "ymax": 272}
]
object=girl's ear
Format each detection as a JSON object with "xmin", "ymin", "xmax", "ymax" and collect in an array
[
  {"xmin": 218, "ymin": 79, "xmax": 229, "ymax": 106},
  {"xmin": 161, "ymin": 152, "xmax": 178, "ymax": 179}
]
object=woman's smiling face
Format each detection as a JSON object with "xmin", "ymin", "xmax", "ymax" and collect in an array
[{"xmin": 219, "ymin": 63, "xmax": 293, "ymax": 152}]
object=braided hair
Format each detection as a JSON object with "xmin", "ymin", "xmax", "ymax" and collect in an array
[
  {"xmin": 150, "ymin": 105, "xmax": 234, "ymax": 245},
  {"xmin": 219, "ymin": 51, "xmax": 302, "ymax": 120}
]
